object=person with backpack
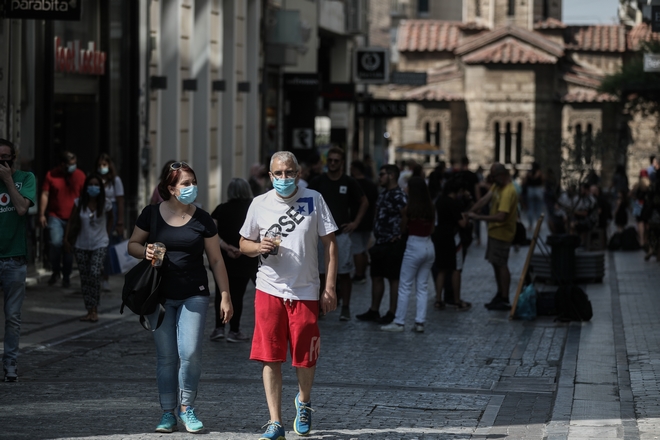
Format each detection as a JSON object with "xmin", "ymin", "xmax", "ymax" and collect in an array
[
  {"xmin": 127, "ymin": 161, "xmax": 233, "ymax": 434},
  {"xmin": 64, "ymin": 174, "xmax": 113, "ymax": 323}
]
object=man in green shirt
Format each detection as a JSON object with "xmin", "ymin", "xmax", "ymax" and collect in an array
[
  {"xmin": 468, "ymin": 163, "xmax": 518, "ymax": 311},
  {"xmin": 0, "ymin": 138, "xmax": 36, "ymax": 382}
]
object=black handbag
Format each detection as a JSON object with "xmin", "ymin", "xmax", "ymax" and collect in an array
[{"xmin": 120, "ymin": 205, "xmax": 165, "ymax": 331}]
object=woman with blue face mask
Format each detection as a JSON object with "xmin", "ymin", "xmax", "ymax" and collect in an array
[
  {"xmin": 126, "ymin": 161, "xmax": 233, "ymax": 434},
  {"xmin": 95, "ymin": 153, "xmax": 126, "ymax": 291},
  {"xmin": 64, "ymin": 174, "xmax": 113, "ymax": 323}
]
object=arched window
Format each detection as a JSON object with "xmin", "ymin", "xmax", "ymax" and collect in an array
[
  {"xmin": 573, "ymin": 123, "xmax": 583, "ymax": 163},
  {"xmin": 424, "ymin": 121, "xmax": 441, "ymax": 147},
  {"xmin": 508, "ymin": 0, "xmax": 515, "ymax": 16},
  {"xmin": 584, "ymin": 124, "xmax": 593, "ymax": 164},
  {"xmin": 494, "ymin": 120, "xmax": 523, "ymax": 164}
]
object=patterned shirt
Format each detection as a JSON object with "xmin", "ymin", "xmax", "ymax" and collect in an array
[{"xmin": 373, "ymin": 186, "xmax": 407, "ymax": 245}]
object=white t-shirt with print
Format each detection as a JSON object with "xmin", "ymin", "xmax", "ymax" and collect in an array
[{"xmin": 240, "ymin": 187, "xmax": 337, "ymax": 301}]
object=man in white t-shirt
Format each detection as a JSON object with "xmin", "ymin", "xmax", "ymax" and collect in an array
[{"xmin": 239, "ymin": 151, "xmax": 338, "ymax": 440}]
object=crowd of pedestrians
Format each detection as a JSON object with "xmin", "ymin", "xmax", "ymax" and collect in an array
[{"xmin": 4, "ymin": 138, "xmax": 660, "ymax": 439}]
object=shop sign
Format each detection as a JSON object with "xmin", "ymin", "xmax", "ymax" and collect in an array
[
  {"xmin": 54, "ymin": 37, "xmax": 106, "ymax": 75},
  {"xmin": 390, "ymin": 71, "xmax": 427, "ymax": 86},
  {"xmin": 320, "ymin": 83, "xmax": 355, "ymax": 101},
  {"xmin": 5, "ymin": 0, "xmax": 82, "ymax": 21},
  {"xmin": 644, "ymin": 53, "xmax": 660, "ymax": 72},
  {"xmin": 357, "ymin": 100, "xmax": 407, "ymax": 118},
  {"xmin": 354, "ymin": 47, "xmax": 389, "ymax": 84},
  {"xmin": 283, "ymin": 73, "xmax": 320, "ymax": 91}
]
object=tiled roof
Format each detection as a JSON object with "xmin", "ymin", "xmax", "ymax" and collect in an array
[
  {"xmin": 404, "ymin": 84, "xmax": 464, "ymax": 101},
  {"xmin": 427, "ymin": 63, "xmax": 463, "ymax": 83},
  {"xmin": 561, "ymin": 89, "xmax": 617, "ymax": 103},
  {"xmin": 563, "ymin": 25, "xmax": 627, "ymax": 52},
  {"xmin": 456, "ymin": 25, "xmax": 564, "ymax": 57},
  {"xmin": 627, "ymin": 22, "xmax": 660, "ymax": 50},
  {"xmin": 534, "ymin": 18, "xmax": 567, "ymax": 30},
  {"xmin": 462, "ymin": 37, "xmax": 558, "ymax": 64},
  {"xmin": 397, "ymin": 20, "xmax": 463, "ymax": 52}
]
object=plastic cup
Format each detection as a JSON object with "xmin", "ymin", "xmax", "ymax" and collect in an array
[
  {"xmin": 265, "ymin": 230, "xmax": 281, "ymax": 255},
  {"xmin": 152, "ymin": 242, "xmax": 166, "ymax": 267}
]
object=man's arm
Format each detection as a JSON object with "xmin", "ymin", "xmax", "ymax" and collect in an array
[
  {"xmin": 0, "ymin": 166, "xmax": 31, "ymax": 215},
  {"xmin": 319, "ymin": 233, "xmax": 338, "ymax": 314},
  {"xmin": 469, "ymin": 189, "xmax": 493, "ymax": 213},
  {"xmin": 239, "ymin": 236, "xmax": 276, "ymax": 257},
  {"xmin": 38, "ymin": 191, "xmax": 49, "ymax": 227},
  {"xmin": 343, "ymin": 195, "xmax": 368, "ymax": 233}
]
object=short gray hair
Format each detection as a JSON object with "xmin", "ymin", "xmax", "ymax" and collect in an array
[
  {"xmin": 270, "ymin": 151, "xmax": 299, "ymax": 171},
  {"xmin": 227, "ymin": 177, "xmax": 253, "ymax": 200}
]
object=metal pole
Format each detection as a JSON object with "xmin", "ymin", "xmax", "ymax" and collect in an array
[{"xmin": 5, "ymin": 19, "xmax": 11, "ymax": 140}]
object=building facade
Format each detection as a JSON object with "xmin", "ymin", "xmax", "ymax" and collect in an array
[{"xmin": 370, "ymin": 0, "xmax": 660, "ymax": 184}]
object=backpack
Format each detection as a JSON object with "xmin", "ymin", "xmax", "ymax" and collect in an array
[
  {"xmin": 513, "ymin": 284, "xmax": 537, "ymax": 321},
  {"xmin": 620, "ymin": 226, "xmax": 640, "ymax": 251},
  {"xmin": 555, "ymin": 285, "xmax": 593, "ymax": 322}
]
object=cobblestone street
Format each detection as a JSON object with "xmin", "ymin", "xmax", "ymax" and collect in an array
[{"xmin": 1, "ymin": 238, "xmax": 659, "ymax": 439}]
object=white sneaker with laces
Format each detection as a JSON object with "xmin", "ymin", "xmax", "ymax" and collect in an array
[{"xmin": 380, "ymin": 322, "xmax": 404, "ymax": 332}]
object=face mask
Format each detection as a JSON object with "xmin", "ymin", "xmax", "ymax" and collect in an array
[
  {"xmin": 0, "ymin": 160, "xmax": 13, "ymax": 169},
  {"xmin": 67, "ymin": 164, "xmax": 77, "ymax": 173},
  {"xmin": 98, "ymin": 166, "xmax": 109, "ymax": 175},
  {"xmin": 177, "ymin": 185, "xmax": 198, "ymax": 205},
  {"xmin": 272, "ymin": 177, "xmax": 297, "ymax": 197},
  {"xmin": 87, "ymin": 185, "xmax": 101, "ymax": 197}
]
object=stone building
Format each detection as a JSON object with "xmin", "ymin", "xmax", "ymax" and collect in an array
[{"xmin": 370, "ymin": 0, "xmax": 660, "ymax": 185}]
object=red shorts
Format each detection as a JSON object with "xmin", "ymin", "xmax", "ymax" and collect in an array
[{"xmin": 250, "ymin": 290, "xmax": 321, "ymax": 368}]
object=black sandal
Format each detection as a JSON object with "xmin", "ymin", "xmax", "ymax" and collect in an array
[{"xmin": 434, "ymin": 300, "xmax": 446, "ymax": 310}]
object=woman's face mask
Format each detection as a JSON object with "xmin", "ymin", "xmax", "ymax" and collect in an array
[
  {"xmin": 87, "ymin": 185, "xmax": 101, "ymax": 197},
  {"xmin": 176, "ymin": 185, "xmax": 198, "ymax": 205}
]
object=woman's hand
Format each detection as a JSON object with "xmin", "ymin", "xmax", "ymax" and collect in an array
[
  {"xmin": 220, "ymin": 295, "xmax": 234, "ymax": 324},
  {"xmin": 144, "ymin": 243, "xmax": 155, "ymax": 261}
]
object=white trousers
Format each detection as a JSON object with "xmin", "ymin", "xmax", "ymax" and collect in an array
[{"xmin": 394, "ymin": 235, "xmax": 435, "ymax": 325}]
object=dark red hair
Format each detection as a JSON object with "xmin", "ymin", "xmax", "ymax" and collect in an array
[{"xmin": 157, "ymin": 163, "xmax": 197, "ymax": 201}]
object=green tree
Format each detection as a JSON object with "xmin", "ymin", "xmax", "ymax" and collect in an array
[{"xmin": 599, "ymin": 41, "xmax": 660, "ymax": 121}]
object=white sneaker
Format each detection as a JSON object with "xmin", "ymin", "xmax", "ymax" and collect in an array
[
  {"xmin": 101, "ymin": 280, "xmax": 111, "ymax": 292},
  {"xmin": 380, "ymin": 322, "xmax": 404, "ymax": 332},
  {"xmin": 414, "ymin": 323, "xmax": 425, "ymax": 333}
]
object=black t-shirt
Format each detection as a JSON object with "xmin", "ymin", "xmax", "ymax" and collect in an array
[
  {"xmin": 211, "ymin": 199, "xmax": 258, "ymax": 278},
  {"xmin": 435, "ymin": 195, "xmax": 463, "ymax": 235},
  {"xmin": 308, "ymin": 174, "xmax": 364, "ymax": 232},
  {"xmin": 136, "ymin": 204, "xmax": 218, "ymax": 300},
  {"xmin": 354, "ymin": 177, "xmax": 379, "ymax": 232}
]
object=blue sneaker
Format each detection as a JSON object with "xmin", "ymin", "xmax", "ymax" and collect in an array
[
  {"xmin": 293, "ymin": 393, "xmax": 314, "ymax": 436},
  {"xmin": 155, "ymin": 412, "xmax": 177, "ymax": 433},
  {"xmin": 178, "ymin": 406, "xmax": 203, "ymax": 433},
  {"xmin": 259, "ymin": 420, "xmax": 286, "ymax": 440}
]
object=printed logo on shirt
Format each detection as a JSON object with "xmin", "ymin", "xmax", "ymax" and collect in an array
[
  {"xmin": 339, "ymin": 185, "xmax": 347, "ymax": 194},
  {"xmin": 14, "ymin": 182, "xmax": 22, "ymax": 191},
  {"xmin": 0, "ymin": 193, "xmax": 10, "ymax": 207},
  {"xmin": 295, "ymin": 197, "xmax": 315, "ymax": 216}
]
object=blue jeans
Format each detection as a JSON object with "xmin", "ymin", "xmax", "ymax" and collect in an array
[
  {"xmin": 48, "ymin": 216, "xmax": 73, "ymax": 279},
  {"xmin": 526, "ymin": 186, "xmax": 544, "ymax": 229},
  {"xmin": 151, "ymin": 295, "xmax": 209, "ymax": 410},
  {"xmin": 1, "ymin": 257, "xmax": 27, "ymax": 365}
]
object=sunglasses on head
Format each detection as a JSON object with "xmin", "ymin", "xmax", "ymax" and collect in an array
[{"xmin": 170, "ymin": 161, "xmax": 190, "ymax": 171}]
